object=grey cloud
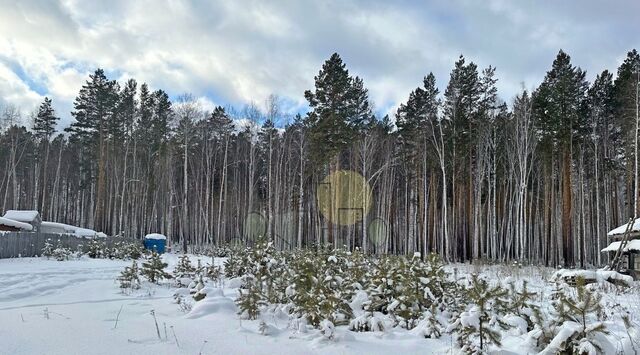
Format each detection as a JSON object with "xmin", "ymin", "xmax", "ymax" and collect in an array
[{"xmin": 0, "ymin": 0, "xmax": 638, "ymax": 128}]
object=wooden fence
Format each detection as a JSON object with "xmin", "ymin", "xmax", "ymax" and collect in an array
[{"xmin": 0, "ymin": 232, "xmax": 140, "ymax": 258}]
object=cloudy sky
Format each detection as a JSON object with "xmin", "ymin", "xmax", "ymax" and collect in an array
[{"xmin": 1, "ymin": 0, "xmax": 639, "ymax": 128}]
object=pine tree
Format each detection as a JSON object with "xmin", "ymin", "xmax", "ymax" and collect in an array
[
  {"xmin": 66, "ymin": 69, "xmax": 119, "ymax": 231},
  {"xmin": 33, "ymin": 97, "xmax": 58, "ymax": 140},
  {"xmin": 194, "ymin": 259, "xmax": 204, "ymax": 278},
  {"xmin": 137, "ymin": 83, "xmax": 154, "ymax": 143},
  {"xmin": 236, "ymin": 275, "xmax": 266, "ymax": 320},
  {"xmin": 206, "ymin": 261, "xmax": 223, "ymax": 286},
  {"xmin": 124, "ymin": 242, "xmax": 144, "ymax": 260},
  {"xmin": 174, "ymin": 254, "xmax": 195, "ymax": 279},
  {"xmin": 396, "ymin": 72, "xmax": 440, "ymax": 160},
  {"xmin": 152, "ymin": 89, "xmax": 172, "ymax": 149},
  {"xmin": 173, "ymin": 254, "xmax": 195, "ymax": 287},
  {"xmin": 449, "ymin": 274, "xmax": 509, "ymax": 353},
  {"xmin": 389, "ymin": 257, "xmax": 422, "ymax": 329},
  {"xmin": 410, "ymin": 304, "xmax": 444, "ymax": 339},
  {"xmin": 118, "ymin": 260, "xmax": 141, "ymax": 290},
  {"xmin": 443, "ymin": 55, "xmax": 483, "ymax": 261},
  {"xmin": 141, "ymin": 251, "xmax": 171, "ymax": 283},
  {"xmin": 349, "ymin": 76, "xmax": 374, "ymax": 133},
  {"xmin": 504, "ymin": 280, "xmax": 542, "ymax": 333},
  {"xmin": 288, "ymin": 250, "xmax": 326, "ymax": 326},
  {"xmin": 342, "ymin": 248, "xmax": 369, "ymax": 298},
  {"xmin": 223, "ymin": 246, "xmax": 253, "ymax": 279},
  {"xmin": 542, "ymin": 277, "xmax": 611, "ymax": 354},
  {"xmin": 586, "ymin": 71, "xmax": 616, "ymax": 266},
  {"xmin": 87, "ymin": 239, "xmax": 105, "ymax": 258},
  {"xmin": 304, "ymin": 53, "xmax": 371, "ymax": 165},
  {"xmin": 316, "ymin": 253, "xmax": 353, "ymax": 326},
  {"xmin": 41, "ymin": 238, "xmax": 54, "ymax": 258},
  {"xmin": 52, "ymin": 239, "xmax": 71, "ymax": 261},
  {"xmin": 613, "ymin": 49, "xmax": 640, "ymax": 217},
  {"xmin": 365, "ymin": 257, "xmax": 401, "ymax": 315},
  {"xmin": 533, "ymin": 50, "xmax": 588, "ymax": 267},
  {"xmin": 112, "ymin": 78, "xmax": 137, "ymax": 141},
  {"xmin": 206, "ymin": 105, "xmax": 234, "ymax": 246},
  {"xmin": 258, "ymin": 118, "xmax": 279, "ymax": 240},
  {"xmin": 32, "ymin": 97, "xmax": 60, "ymax": 217}
]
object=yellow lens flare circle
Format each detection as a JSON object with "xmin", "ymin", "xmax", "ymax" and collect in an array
[
  {"xmin": 316, "ymin": 170, "xmax": 372, "ymax": 226},
  {"xmin": 244, "ymin": 211, "xmax": 267, "ymax": 239},
  {"xmin": 368, "ymin": 218, "xmax": 388, "ymax": 249}
]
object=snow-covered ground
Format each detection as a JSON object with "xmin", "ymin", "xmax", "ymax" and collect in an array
[
  {"xmin": 0, "ymin": 255, "xmax": 446, "ymax": 354},
  {"xmin": 0, "ymin": 255, "xmax": 638, "ymax": 354}
]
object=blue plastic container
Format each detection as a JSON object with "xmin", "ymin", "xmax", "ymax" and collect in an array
[{"xmin": 143, "ymin": 234, "xmax": 167, "ymax": 254}]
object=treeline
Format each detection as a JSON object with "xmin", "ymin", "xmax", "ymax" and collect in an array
[{"xmin": 1, "ymin": 49, "xmax": 639, "ymax": 267}]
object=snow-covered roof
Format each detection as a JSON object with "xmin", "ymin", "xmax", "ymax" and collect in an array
[
  {"xmin": 2, "ymin": 210, "xmax": 40, "ymax": 223},
  {"xmin": 75, "ymin": 228, "xmax": 97, "ymax": 238},
  {"xmin": 0, "ymin": 216, "xmax": 33, "ymax": 231},
  {"xmin": 601, "ymin": 240, "xmax": 640, "ymax": 252},
  {"xmin": 40, "ymin": 221, "xmax": 100, "ymax": 238},
  {"xmin": 41, "ymin": 221, "xmax": 77, "ymax": 233},
  {"xmin": 607, "ymin": 218, "xmax": 640, "ymax": 236},
  {"xmin": 145, "ymin": 233, "xmax": 167, "ymax": 240}
]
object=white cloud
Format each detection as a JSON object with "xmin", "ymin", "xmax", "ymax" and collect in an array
[
  {"xmin": 0, "ymin": 62, "xmax": 43, "ymax": 118},
  {"xmin": 0, "ymin": 0, "xmax": 638, "ymax": 130}
]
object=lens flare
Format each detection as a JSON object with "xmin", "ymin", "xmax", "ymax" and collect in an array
[
  {"xmin": 316, "ymin": 170, "xmax": 372, "ymax": 226},
  {"xmin": 244, "ymin": 211, "xmax": 267, "ymax": 239}
]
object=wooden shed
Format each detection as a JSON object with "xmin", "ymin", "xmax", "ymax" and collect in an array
[
  {"xmin": 0, "ymin": 216, "xmax": 34, "ymax": 232},
  {"xmin": 602, "ymin": 218, "xmax": 640, "ymax": 280},
  {"xmin": 2, "ymin": 210, "xmax": 42, "ymax": 232}
]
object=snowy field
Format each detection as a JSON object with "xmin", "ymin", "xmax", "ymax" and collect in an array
[{"xmin": 0, "ymin": 254, "xmax": 638, "ymax": 355}]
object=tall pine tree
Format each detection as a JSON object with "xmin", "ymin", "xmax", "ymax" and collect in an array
[
  {"xmin": 533, "ymin": 50, "xmax": 588, "ymax": 266},
  {"xmin": 66, "ymin": 69, "xmax": 119, "ymax": 230}
]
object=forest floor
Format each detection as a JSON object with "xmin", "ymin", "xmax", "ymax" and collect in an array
[{"xmin": 0, "ymin": 255, "xmax": 638, "ymax": 355}]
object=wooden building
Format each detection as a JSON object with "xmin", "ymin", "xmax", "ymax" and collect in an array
[
  {"xmin": 2, "ymin": 210, "xmax": 41, "ymax": 232},
  {"xmin": 0, "ymin": 216, "xmax": 34, "ymax": 232},
  {"xmin": 602, "ymin": 218, "xmax": 640, "ymax": 280}
]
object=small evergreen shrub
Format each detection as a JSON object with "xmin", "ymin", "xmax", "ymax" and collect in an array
[
  {"xmin": 118, "ymin": 260, "xmax": 141, "ymax": 290},
  {"xmin": 448, "ymin": 274, "xmax": 510, "ymax": 353},
  {"xmin": 52, "ymin": 240, "xmax": 72, "ymax": 261},
  {"xmin": 541, "ymin": 277, "xmax": 612, "ymax": 354},
  {"xmin": 236, "ymin": 275, "xmax": 267, "ymax": 320},
  {"xmin": 41, "ymin": 239, "xmax": 54, "ymax": 258},
  {"xmin": 141, "ymin": 251, "xmax": 172, "ymax": 283}
]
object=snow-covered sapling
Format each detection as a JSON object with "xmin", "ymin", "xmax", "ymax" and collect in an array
[
  {"xmin": 410, "ymin": 305, "xmax": 444, "ymax": 339},
  {"xmin": 141, "ymin": 251, "xmax": 172, "ymax": 283},
  {"xmin": 173, "ymin": 254, "xmax": 195, "ymax": 285},
  {"xmin": 41, "ymin": 239, "xmax": 54, "ymax": 258},
  {"xmin": 118, "ymin": 260, "xmax": 141, "ymax": 290},
  {"xmin": 448, "ymin": 274, "xmax": 509, "ymax": 353},
  {"xmin": 236, "ymin": 276, "xmax": 266, "ymax": 320},
  {"xmin": 87, "ymin": 239, "xmax": 105, "ymax": 259},
  {"xmin": 541, "ymin": 278, "xmax": 612, "ymax": 354},
  {"xmin": 348, "ymin": 312, "xmax": 385, "ymax": 332},
  {"xmin": 52, "ymin": 239, "xmax": 72, "ymax": 261},
  {"xmin": 194, "ymin": 259, "xmax": 204, "ymax": 277},
  {"xmin": 504, "ymin": 279, "xmax": 542, "ymax": 333},
  {"xmin": 206, "ymin": 262, "xmax": 223, "ymax": 286},
  {"xmin": 191, "ymin": 275, "xmax": 206, "ymax": 301}
]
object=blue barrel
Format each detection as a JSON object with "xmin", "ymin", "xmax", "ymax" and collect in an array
[{"xmin": 143, "ymin": 234, "xmax": 167, "ymax": 253}]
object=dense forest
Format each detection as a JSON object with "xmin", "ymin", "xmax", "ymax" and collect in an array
[{"xmin": 1, "ymin": 49, "xmax": 639, "ymax": 267}]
